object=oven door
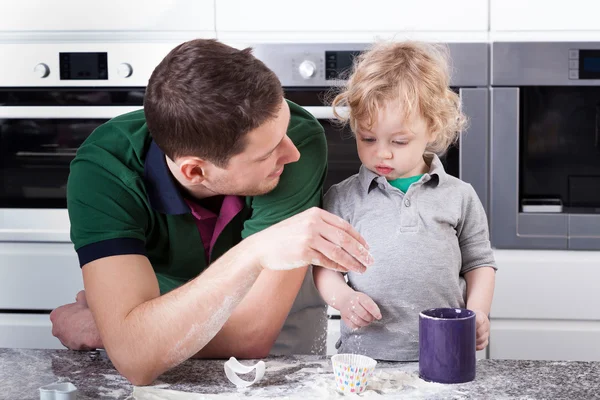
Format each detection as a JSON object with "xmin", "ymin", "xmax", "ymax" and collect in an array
[
  {"xmin": 0, "ymin": 105, "xmax": 142, "ymax": 242},
  {"xmin": 296, "ymin": 87, "xmax": 489, "ymax": 211},
  {"xmin": 492, "ymin": 87, "xmax": 600, "ymax": 250}
]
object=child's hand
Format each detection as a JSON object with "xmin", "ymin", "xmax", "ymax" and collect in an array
[
  {"xmin": 339, "ymin": 290, "xmax": 382, "ymax": 330},
  {"xmin": 472, "ymin": 309, "xmax": 490, "ymax": 350}
]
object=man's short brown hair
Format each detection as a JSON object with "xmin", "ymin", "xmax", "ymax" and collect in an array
[{"xmin": 144, "ymin": 39, "xmax": 283, "ymax": 167}]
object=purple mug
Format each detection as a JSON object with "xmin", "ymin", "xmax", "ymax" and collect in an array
[{"xmin": 419, "ymin": 308, "xmax": 476, "ymax": 384}]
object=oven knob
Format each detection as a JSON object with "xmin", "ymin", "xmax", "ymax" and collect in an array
[
  {"xmin": 34, "ymin": 63, "xmax": 50, "ymax": 78},
  {"xmin": 298, "ymin": 60, "xmax": 316, "ymax": 79},
  {"xmin": 117, "ymin": 63, "xmax": 133, "ymax": 78}
]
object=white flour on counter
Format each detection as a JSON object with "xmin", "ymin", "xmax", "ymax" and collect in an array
[
  {"xmin": 133, "ymin": 359, "xmax": 463, "ymax": 399},
  {"xmin": 98, "ymin": 386, "xmax": 129, "ymax": 399}
]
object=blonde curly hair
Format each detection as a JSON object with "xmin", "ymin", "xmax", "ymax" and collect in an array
[{"xmin": 331, "ymin": 41, "xmax": 467, "ymax": 155}]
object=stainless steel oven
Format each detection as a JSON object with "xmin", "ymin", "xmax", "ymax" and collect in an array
[
  {"xmin": 0, "ymin": 97, "xmax": 144, "ymax": 241},
  {"xmin": 491, "ymin": 42, "xmax": 600, "ymax": 250},
  {"xmin": 0, "ymin": 42, "xmax": 175, "ymax": 348},
  {"xmin": 253, "ymin": 43, "xmax": 490, "ymax": 209},
  {"xmin": 0, "ymin": 42, "xmax": 177, "ymax": 243}
]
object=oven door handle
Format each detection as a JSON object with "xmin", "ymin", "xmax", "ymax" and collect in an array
[
  {"xmin": 0, "ymin": 106, "xmax": 143, "ymax": 119},
  {"xmin": 1, "ymin": 105, "xmax": 349, "ymax": 121},
  {"xmin": 301, "ymin": 106, "xmax": 349, "ymax": 120}
]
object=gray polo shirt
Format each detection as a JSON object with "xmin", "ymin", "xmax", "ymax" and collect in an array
[{"xmin": 324, "ymin": 154, "xmax": 496, "ymax": 361}]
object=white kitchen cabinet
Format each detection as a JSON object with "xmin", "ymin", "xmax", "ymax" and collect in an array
[
  {"xmin": 490, "ymin": 250, "xmax": 600, "ymax": 361},
  {"xmin": 0, "ymin": 314, "xmax": 64, "ymax": 349},
  {"xmin": 0, "ymin": 243, "xmax": 83, "ymax": 310},
  {"xmin": 491, "ymin": 0, "xmax": 600, "ymax": 32},
  {"xmin": 0, "ymin": 0, "xmax": 215, "ymax": 34},
  {"xmin": 216, "ymin": 0, "xmax": 488, "ymax": 42},
  {"xmin": 492, "ymin": 250, "xmax": 600, "ymax": 321},
  {"xmin": 0, "ymin": 242, "xmax": 81, "ymax": 349},
  {"xmin": 490, "ymin": 319, "xmax": 600, "ymax": 361}
]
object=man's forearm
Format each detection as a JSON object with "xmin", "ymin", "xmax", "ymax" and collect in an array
[
  {"xmin": 465, "ymin": 266, "xmax": 496, "ymax": 315},
  {"xmin": 193, "ymin": 266, "xmax": 308, "ymax": 359},
  {"xmin": 86, "ymin": 240, "xmax": 262, "ymax": 385}
]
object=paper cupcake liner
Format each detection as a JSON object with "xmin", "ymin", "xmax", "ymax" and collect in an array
[{"xmin": 331, "ymin": 354, "xmax": 377, "ymax": 394}]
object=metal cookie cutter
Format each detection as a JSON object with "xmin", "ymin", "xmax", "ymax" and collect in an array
[
  {"xmin": 224, "ymin": 357, "xmax": 266, "ymax": 388},
  {"xmin": 39, "ymin": 382, "xmax": 77, "ymax": 400}
]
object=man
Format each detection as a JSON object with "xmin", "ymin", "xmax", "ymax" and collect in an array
[{"xmin": 49, "ymin": 39, "xmax": 372, "ymax": 385}]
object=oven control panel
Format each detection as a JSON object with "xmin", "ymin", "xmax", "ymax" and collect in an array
[
  {"xmin": 59, "ymin": 52, "xmax": 108, "ymax": 80},
  {"xmin": 569, "ymin": 49, "xmax": 600, "ymax": 80},
  {"xmin": 290, "ymin": 53, "xmax": 324, "ymax": 83},
  {"xmin": 291, "ymin": 51, "xmax": 361, "ymax": 82},
  {"xmin": 324, "ymin": 51, "xmax": 361, "ymax": 80},
  {"xmin": 298, "ymin": 60, "xmax": 317, "ymax": 79},
  {"xmin": 0, "ymin": 43, "xmax": 178, "ymax": 87},
  {"xmin": 253, "ymin": 43, "xmax": 488, "ymax": 87}
]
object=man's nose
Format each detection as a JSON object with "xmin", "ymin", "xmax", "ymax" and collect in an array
[{"xmin": 281, "ymin": 136, "xmax": 300, "ymax": 164}]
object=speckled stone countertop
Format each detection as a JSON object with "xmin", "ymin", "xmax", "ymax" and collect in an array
[{"xmin": 1, "ymin": 348, "xmax": 599, "ymax": 399}]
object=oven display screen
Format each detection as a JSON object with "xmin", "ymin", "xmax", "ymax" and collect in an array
[
  {"xmin": 325, "ymin": 51, "xmax": 361, "ymax": 80},
  {"xmin": 59, "ymin": 52, "xmax": 108, "ymax": 80},
  {"xmin": 579, "ymin": 50, "xmax": 600, "ymax": 79}
]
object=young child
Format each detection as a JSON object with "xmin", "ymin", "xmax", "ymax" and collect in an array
[{"xmin": 314, "ymin": 41, "xmax": 497, "ymax": 361}]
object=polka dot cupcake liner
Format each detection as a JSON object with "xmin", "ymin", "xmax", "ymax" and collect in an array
[{"xmin": 331, "ymin": 353, "xmax": 377, "ymax": 394}]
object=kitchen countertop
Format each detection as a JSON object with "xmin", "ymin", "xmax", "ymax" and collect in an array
[{"xmin": 1, "ymin": 348, "xmax": 599, "ymax": 399}]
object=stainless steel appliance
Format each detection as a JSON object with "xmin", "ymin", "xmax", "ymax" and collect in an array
[
  {"xmin": 253, "ymin": 43, "xmax": 490, "ymax": 210},
  {"xmin": 0, "ymin": 42, "xmax": 176, "ymax": 348},
  {"xmin": 491, "ymin": 42, "xmax": 600, "ymax": 250}
]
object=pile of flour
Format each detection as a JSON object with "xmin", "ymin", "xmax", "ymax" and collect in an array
[
  {"xmin": 133, "ymin": 359, "xmax": 464, "ymax": 399},
  {"xmin": 263, "ymin": 364, "xmax": 459, "ymax": 399}
]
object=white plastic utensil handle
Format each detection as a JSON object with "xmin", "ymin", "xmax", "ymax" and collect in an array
[
  {"xmin": 224, "ymin": 357, "xmax": 266, "ymax": 388},
  {"xmin": 39, "ymin": 382, "xmax": 78, "ymax": 400}
]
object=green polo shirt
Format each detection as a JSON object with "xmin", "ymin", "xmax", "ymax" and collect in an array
[{"xmin": 67, "ymin": 100, "xmax": 327, "ymax": 294}]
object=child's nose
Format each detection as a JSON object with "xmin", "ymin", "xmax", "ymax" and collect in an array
[{"xmin": 377, "ymin": 146, "xmax": 393, "ymax": 159}]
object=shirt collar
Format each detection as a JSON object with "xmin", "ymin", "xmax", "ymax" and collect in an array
[
  {"xmin": 425, "ymin": 153, "xmax": 448, "ymax": 186},
  {"xmin": 358, "ymin": 153, "xmax": 448, "ymax": 194},
  {"xmin": 143, "ymin": 140, "xmax": 190, "ymax": 215},
  {"xmin": 358, "ymin": 165, "xmax": 383, "ymax": 193}
]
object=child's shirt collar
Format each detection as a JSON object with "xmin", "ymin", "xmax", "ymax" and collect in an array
[{"xmin": 357, "ymin": 153, "xmax": 448, "ymax": 194}]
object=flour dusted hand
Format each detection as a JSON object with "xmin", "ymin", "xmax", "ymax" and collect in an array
[
  {"xmin": 250, "ymin": 207, "xmax": 373, "ymax": 273},
  {"xmin": 338, "ymin": 290, "xmax": 382, "ymax": 330}
]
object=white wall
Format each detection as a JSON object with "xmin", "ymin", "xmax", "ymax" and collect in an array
[{"xmin": 6, "ymin": 0, "xmax": 600, "ymax": 43}]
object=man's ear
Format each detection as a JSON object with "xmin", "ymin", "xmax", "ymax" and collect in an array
[{"xmin": 178, "ymin": 157, "xmax": 208, "ymax": 184}]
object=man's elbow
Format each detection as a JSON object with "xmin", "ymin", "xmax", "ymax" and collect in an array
[
  {"xmin": 107, "ymin": 347, "xmax": 162, "ymax": 386},
  {"xmin": 115, "ymin": 360, "xmax": 160, "ymax": 386},
  {"xmin": 235, "ymin": 330, "xmax": 276, "ymax": 359},
  {"xmin": 122, "ymin": 370, "xmax": 156, "ymax": 387},
  {"xmin": 250, "ymin": 337, "xmax": 273, "ymax": 358}
]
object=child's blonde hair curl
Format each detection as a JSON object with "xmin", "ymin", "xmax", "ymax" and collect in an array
[{"xmin": 332, "ymin": 41, "xmax": 467, "ymax": 155}]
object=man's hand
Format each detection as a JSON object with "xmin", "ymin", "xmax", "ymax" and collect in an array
[
  {"xmin": 252, "ymin": 207, "xmax": 373, "ymax": 273},
  {"xmin": 472, "ymin": 309, "xmax": 490, "ymax": 350},
  {"xmin": 50, "ymin": 290, "xmax": 103, "ymax": 351},
  {"xmin": 338, "ymin": 290, "xmax": 382, "ymax": 330}
]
